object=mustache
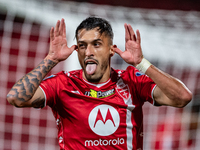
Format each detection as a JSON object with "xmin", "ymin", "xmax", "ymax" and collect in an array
[{"xmin": 84, "ymin": 57, "xmax": 99, "ymax": 64}]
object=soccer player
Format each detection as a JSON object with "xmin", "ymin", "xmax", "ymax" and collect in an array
[{"xmin": 7, "ymin": 17, "xmax": 192, "ymax": 149}]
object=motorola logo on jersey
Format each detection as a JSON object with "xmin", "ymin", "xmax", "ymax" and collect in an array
[{"xmin": 88, "ymin": 104, "xmax": 120, "ymax": 136}]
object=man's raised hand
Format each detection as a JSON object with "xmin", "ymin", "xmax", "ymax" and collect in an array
[
  {"xmin": 48, "ymin": 18, "xmax": 77, "ymax": 63},
  {"xmin": 113, "ymin": 24, "xmax": 143, "ymax": 67}
]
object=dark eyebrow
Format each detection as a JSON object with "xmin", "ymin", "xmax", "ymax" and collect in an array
[
  {"xmin": 93, "ymin": 39, "xmax": 103, "ymax": 42},
  {"xmin": 78, "ymin": 39, "xmax": 103, "ymax": 44}
]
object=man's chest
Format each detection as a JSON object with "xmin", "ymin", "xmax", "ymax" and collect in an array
[{"xmin": 53, "ymin": 78, "xmax": 143, "ymax": 150}]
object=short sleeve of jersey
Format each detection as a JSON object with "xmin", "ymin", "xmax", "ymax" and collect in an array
[
  {"xmin": 126, "ymin": 66, "xmax": 156, "ymax": 105},
  {"xmin": 39, "ymin": 74, "xmax": 58, "ymax": 108}
]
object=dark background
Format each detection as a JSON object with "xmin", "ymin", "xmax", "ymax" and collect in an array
[{"xmin": 61, "ymin": 0, "xmax": 200, "ymax": 11}]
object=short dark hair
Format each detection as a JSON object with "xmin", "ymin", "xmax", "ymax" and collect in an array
[{"xmin": 75, "ymin": 16, "xmax": 113, "ymax": 43}]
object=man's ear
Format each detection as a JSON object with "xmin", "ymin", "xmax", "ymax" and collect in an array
[
  {"xmin": 75, "ymin": 45, "xmax": 78, "ymax": 52},
  {"xmin": 110, "ymin": 45, "xmax": 116, "ymax": 57}
]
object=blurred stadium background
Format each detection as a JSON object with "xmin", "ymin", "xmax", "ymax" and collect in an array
[{"xmin": 0, "ymin": 0, "xmax": 200, "ymax": 149}]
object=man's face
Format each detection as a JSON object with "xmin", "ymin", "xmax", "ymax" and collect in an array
[{"xmin": 77, "ymin": 28, "xmax": 114, "ymax": 83}]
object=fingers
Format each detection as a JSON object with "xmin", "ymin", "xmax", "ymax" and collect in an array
[
  {"xmin": 50, "ymin": 27, "xmax": 54, "ymax": 42},
  {"xmin": 59, "ymin": 18, "xmax": 66, "ymax": 37},
  {"xmin": 70, "ymin": 45, "xmax": 78, "ymax": 51},
  {"xmin": 113, "ymin": 45, "xmax": 123, "ymax": 56},
  {"xmin": 124, "ymin": 23, "xmax": 130, "ymax": 42},
  {"xmin": 136, "ymin": 30, "xmax": 141, "ymax": 44},
  {"xmin": 127, "ymin": 24, "xmax": 136, "ymax": 41},
  {"xmin": 62, "ymin": 19, "xmax": 66, "ymax": 38},
  {"xmin": 54, "ymin": 18, "xmax": 66, "ymax": 37},
  {"xmin": 124, "ymin": 23, "xmax": 138, "ymax": 42},
  {"xmin": 54, "ymin": 20, "xmax": 60, "ymax": 37}
]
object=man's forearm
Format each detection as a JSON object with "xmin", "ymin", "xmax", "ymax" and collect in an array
[
  {"xmin": 7, "ymin": 57, "xmax": 57, "ymax": 104},
  {"xmin": 145, "ymin": 65, "xmax": 192, "ymax": 107}
]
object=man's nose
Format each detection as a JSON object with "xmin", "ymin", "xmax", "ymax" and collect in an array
[{"xmin": 85, "ymin": 45, "xmax": 94, "ymax": 56}]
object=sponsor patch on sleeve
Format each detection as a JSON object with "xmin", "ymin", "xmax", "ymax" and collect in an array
[
  {"xmin": 135, "ymin": 72, "xmax": 145, "ymax": 77},
  {"xmin": 43, "ymin": 75, "xmax": 56, "ymax": 80}
]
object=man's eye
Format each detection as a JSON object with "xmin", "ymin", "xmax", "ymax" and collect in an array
[
  {"xmin": 79, "ymin": 44, "xmax": 86, "ymax": 49},
  {"xmin": 94, "ymin": 43, "xmax": 100, "ymax": 47}
]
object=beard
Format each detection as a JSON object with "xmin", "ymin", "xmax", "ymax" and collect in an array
[{"xmin": 84, "ymin": 57, "xmax": 110, "ymax": 83}]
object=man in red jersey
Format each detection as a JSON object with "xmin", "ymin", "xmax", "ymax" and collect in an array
[{"xmin": 7, "ymin": 17, "xmax": 192, "ymax": 149}]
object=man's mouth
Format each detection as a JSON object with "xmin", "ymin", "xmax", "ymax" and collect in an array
[{"xmin": 85, "ymin": 59, "xmax": 98, "ymax": 75}]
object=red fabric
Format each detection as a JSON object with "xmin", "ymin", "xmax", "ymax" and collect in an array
[{"xmin": 40, "ymin": 67, "xmax": 156, "ymax": 149}]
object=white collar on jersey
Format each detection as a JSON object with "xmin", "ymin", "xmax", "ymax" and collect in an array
[{"xmin": 82, "ymin": 78, "xmax": 111, "ymax": 88}]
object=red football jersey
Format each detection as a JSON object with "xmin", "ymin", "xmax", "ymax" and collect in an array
[{"xmin": 40, "ymin": 66, "xmax": 156, "ymax": 150}]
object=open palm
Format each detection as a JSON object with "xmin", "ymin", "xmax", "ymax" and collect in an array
[
  {"xmin": 113, "ymin": 24, "xmax": 143, "ymax": 67},
  {"xmin": 48, "ymin": 19, "xmax": 76, "ymax": 63}
]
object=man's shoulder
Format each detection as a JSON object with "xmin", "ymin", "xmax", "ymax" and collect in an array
[
  {"xmin": 112, "ymin": 66, "xmax": 138, "ymax": 76},
  {"xmin": 65, "ymin": 69, "xmax": 82, "ymax": 78},
  {"xmin": 43, "ymin": 69, "xmax": 82, "ymax": 81}
]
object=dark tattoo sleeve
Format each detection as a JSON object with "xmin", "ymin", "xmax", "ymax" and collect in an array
[
  {"xmin": 7, "ymin": 58, "xmax": 57, "ymax": 104},
  {"xmin": 31, "ymin": 97, "xmax": 45, "ymax": 108}
]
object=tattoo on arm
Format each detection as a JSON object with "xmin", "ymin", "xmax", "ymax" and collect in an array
[
  {"xmin": 7, "ymin": 58, "xmax": 57, "ymax": 103},
  {"xmin": 31, "ymin": 97, "xmax": 45, "ymax": 108}
]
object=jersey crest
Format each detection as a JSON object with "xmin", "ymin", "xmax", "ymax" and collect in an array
[{"xmin": 116, "ymin": 78, "xmax": 130, "ymax": 100}]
